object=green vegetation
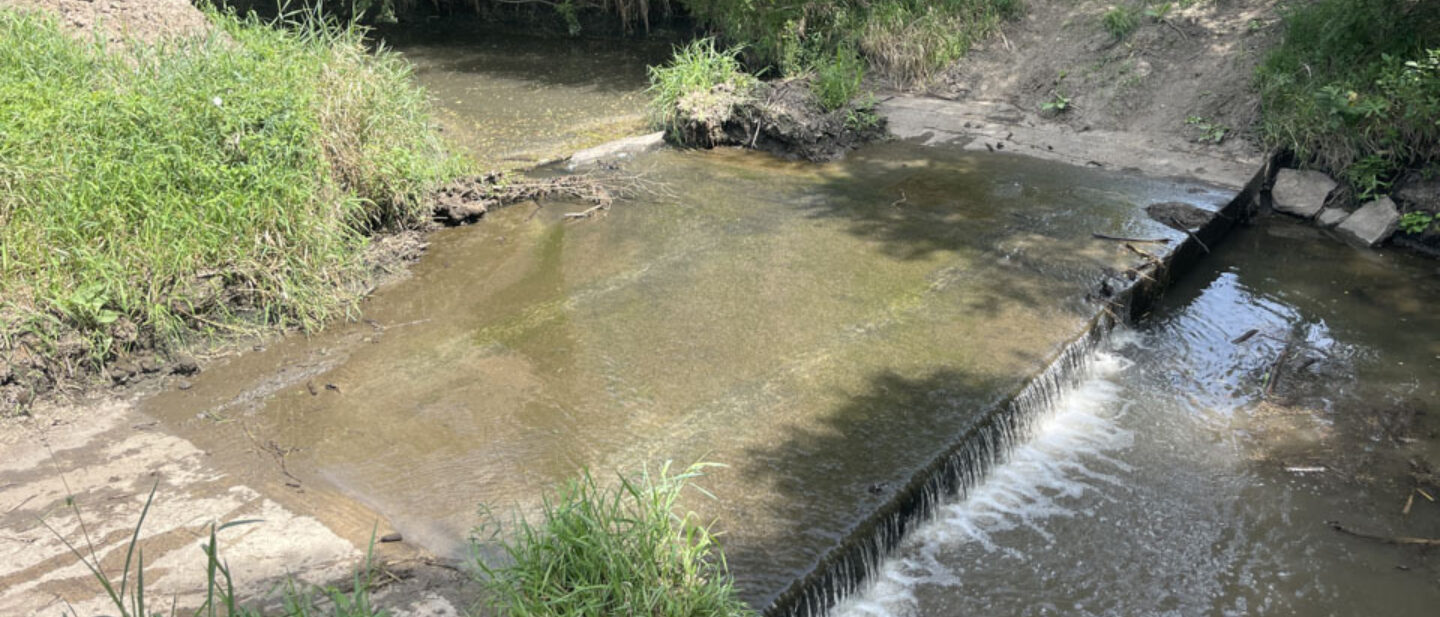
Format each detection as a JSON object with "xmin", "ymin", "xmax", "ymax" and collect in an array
[
  {"xmin": 1185, "ymin": 115, "xmax": 1229, "ymax": 144},
  {"xmin": 682, "ymin": 0, "xmax": 1021, "ymax": 87},
  {"xmin": 43, "ymin": 481, "xmax": 390, "ymax": 617},
  {"xmin": 1102, "ymin": 5, "xmax": 1139, "ymax": 40},
  {"xmin": 646, "ymin": 38, "xmax": 757, "ymax": 139},
  {"xmin": 473, "ymin": 462, "xmax": 753, "ymax": 617},
  {"xmin": 1042, "ymin": 91, "xmax": 1073, "ymax": 113},
  {"xmin": 1401, "ymin": 210, "xmax": 1436, "ymax": 234},
  {"xmin": 1256, "ymin": 0, "xmax": 1440, "ymax": 199},
  {"xmin": 0, "ymin": 9, "xmax": 460, "ymax": 369},
  {"xmin": 813, "ymin": 45, "xmax": 867, "ymax": 111}
]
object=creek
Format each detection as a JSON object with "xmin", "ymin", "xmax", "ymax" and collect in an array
[{"xmin": 140, "ymin": 30, "xmax": 1440, "ymax": 615}]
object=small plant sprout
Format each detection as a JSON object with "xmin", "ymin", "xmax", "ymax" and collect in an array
[
  {"xmin": 1042, "ymin": 91, "xmax": 1072, "ymax": 113},
  {"xmin": 1185, "ymin": 115, "xmax": 1228, "ymax": 144},
  {"xmin": 1400, "ymin": 211, "xmax": 1436, "ymax": 234},
  {"xmin": 1102, "ymin": 6, "xmax": 1138, "ymax": 40}
]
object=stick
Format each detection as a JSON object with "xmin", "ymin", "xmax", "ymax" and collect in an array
[
  {"xmin": 563, "ymin": 204, "xmax": 606, "ymax": 220},
  {"xmin": 890, "ymin": 191, "xmax": 908, "ymax": 207},
  {"xmin": 1231, "ymin": 329, "xmax": 1259, "ymax": 344},
  {"xmin": 1329, "ymin": 521, "xmax": 1440, "ymax": 546},
  {"xmin": 1264, "ymin": 340, "xmax": 1294, "ymax": 398},
  {"xmin": 1124, "ymin": 243, "xmax": 1163, "ymax": 267},
  {"xmin": 1092, "ymin": 233, "xmax": 1170, "ymax": 244}
]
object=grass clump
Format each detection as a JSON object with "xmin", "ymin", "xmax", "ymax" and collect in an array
[
  {"xmin": 473, "ymin": 462, "xmax": 753, "ymax": 617},
  {"xmin": 0, "ymin": 8, "xmax": 461, "ymax": 372},
  {"xmin": 1256, "ymin": 0, "xmax": 1440, "ymax": 199},
  {"xmin": 1101, "ymin": 5, "xmax": 1138, "ymax": 40},
  {"xmin": 813, "ymin": 45, "xmax": 867, "ymax": 111},
  {"xmin": 646, "ymin": 38, "xmax": 757, "ymax": 140}
]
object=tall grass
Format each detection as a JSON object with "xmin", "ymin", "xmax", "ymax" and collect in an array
[
  {"xmin": 646, "ymin": 38, "xmax": 757, "ymax": 139},
  {"xmin": 0, "ymin": 8, "xmax": 461, "ymax": 370},
  {"xmin": 1256, "ymin": 0, "xmax": 1440, "ymax": 197},
  {"xmin": 473, "ymin": 462, "xmax": 753, "ymax": 617}
]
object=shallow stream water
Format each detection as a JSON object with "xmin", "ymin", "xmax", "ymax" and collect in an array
[{"xmin": 835, "ymin": 218, "xmax": 1440, "ymax": 616}]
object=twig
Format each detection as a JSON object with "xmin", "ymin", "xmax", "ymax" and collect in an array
[
  {"xmin": 1264, "ymin": 340, "xmax": 1294, "ymax": 398},
  {"xmin": 890, "ymin": 191, "xmax": 908, "ymax": 207},
  {"xmin": 1329, "ymin": 521, "xmax": 1440, "ymax": 546},
  {"xmin": 1092, "ymin": 232, "xmax": 1170, "ymax": 244},
  {"xmin": 1124, "ymin": 243, "xmax": 1163, "ymax": 267},
  {"xmin": 563, "ymin": 204, "xmax": 606, "ymax": 220},
  {"xmin": 1230, "ymin": 329, "xmax": 1259, "ymax": 344},
  {"xmin": 1161, "ymin": 19, "xmax": 1189, "ymax": 40}
]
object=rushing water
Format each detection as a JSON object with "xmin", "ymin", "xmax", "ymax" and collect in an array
[{"xmin": 833, "ymin": 217, "xmax": 1440, "ymax": 616}]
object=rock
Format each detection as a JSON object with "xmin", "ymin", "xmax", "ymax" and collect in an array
[
  {"xmin": 0, "ymin": 359, "xmax": 10, "ymax": 385},
  {"xmin": 138, "ymin": 355, "xmax": 162, "ymax": 374},
  {"xmin": 567, "ymin": 132, "xmax": 665, "ymax": 170},
  {"xmin": 170, "ymin": 353, "xmax": 200, "ymax": 376},
  {"xmin": 176, "ymin": 379, "xmax": 193, "ymax": 391},
  {"xmin": 1394, "ymin": 171, "xmax": 1440, "ymax": 212},
  {"xmin": 379, "ymin": 532, "xmax": 403, "ymax": 543},
  {"xmin": 1336, "ymin": 197, "xmax": 1401, "ymax": 246},
  {"xmin": 1316, "ymin": 207, "xmax": 1350, "ymax": 228},
  {"xmin": 108, "ymin": 361, "xmax": 138, "ymax": 385},
  {"xmin": 1271, "ymin": 169, "xmax": 1337, "ymax": 218}
]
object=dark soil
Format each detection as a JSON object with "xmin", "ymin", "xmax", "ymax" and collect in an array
[{"xmin": 670, "ymin": 77, "xmax": 889, "ymax": 162}]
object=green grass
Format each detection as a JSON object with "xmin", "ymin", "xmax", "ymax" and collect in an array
[
  {"xmin": 646, "ymin": 38, "xmax": 757, "ymax": 139},
  {"xmin": 473, "ymin": 462, "xmax": 753, "ymax": 617},
  {"xmin": 0, "ymin": 8, "xmax": 461, "ymax": 373},
  {"xmin": 813, "ymin": 45, "xmax": 867, "ymax": 111},
  {"xmin": 1102, "ymin": 5, "xmax": 1138, "ymax": 40},
  {"xmin": 1256, "ymin": 0, "xmax": 1440, "ymax": 199}
]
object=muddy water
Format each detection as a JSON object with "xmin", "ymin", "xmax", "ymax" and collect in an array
[
  {"xmin": 835, "ymin": 217, "xmax": 1440, "ymax": 616},
  {"xmin": 381, "ymin": 26, "xmax": 672, "ymax": 168},
  {"xmin": 142, "ymin": 140, "xmax": 1229, "ymax": 606}
]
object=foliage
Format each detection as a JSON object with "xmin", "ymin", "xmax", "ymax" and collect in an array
[
  {"xmin": 813, "ymin": 45, "xmax": 867, "ymax": 111},
  {"xmin": 0, "ymin": 8, "xmax": 461, "ymax": 368},
  {"xmin": 473, "ymin": 462, "xmax": 753, "ymax": 617},
  {"xmin": 1400, "ymin": 210, "xmax": 1436, "ymax": 234},
  {"xmin": 1256, "ymin": 0, "xmax": 1440, "ymax": 196},
  {"xmin": 1102, "ymin": 5, "xmax": 1138, "ymax": 40},
  {"xmin": 1042, "ymin": 91, "xmax": 1072, "ymax": 113},
  {"xmin": 646, "ymin": 38, "xmax": 757, "ymax": 138},
  {"xmin": 679, "ymin": 0, "xmax": 1021, "ymax": 87},
  {"xmin": 40, "ymin": 480, "xmax": 389, "ymax": 616},
  {"xmin": 1185, "ymin": 115, "xmax": 1229, "ymax": 144}
]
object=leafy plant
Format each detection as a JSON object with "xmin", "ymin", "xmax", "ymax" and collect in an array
[
  {"xmin": 473, "ymin": 461, "xmax": 752, "ymax": 617},
  {"xmin": 1400, "ymin": 211, "xmax": 1436, "ymax": 234},
  {"xmin": 1185, "ymin": 115, "xmax": 1229, "ymax": 144},
  {"xmin": 1102, "ymin": 6, "xmax": 1139, "ymax": 40},
  {"xmin": 1346, "ymin": 153, "xmax": 1398, "ymax": 199},
  {"xmin": 1042, "ymin": 91, "xmax": 1073, "ymax": 113},
  {"xmin": 1143, "ymin": 2, "xmax": 1173, "ymax": 21},
  {"xmin": 813, "ymin": 44, "xmax": 866, "ymax": 111}
]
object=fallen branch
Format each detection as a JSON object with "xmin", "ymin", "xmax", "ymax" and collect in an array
[
  {"xmin": 563, "ymin": 204, "xmax": 606, "ymax": 220},
  {"xmin": 890, "ymin": 191, "xmax": 908, "ymax": 207},
  {"xmin": 1329, "ymin": 521, "xmax": 1440, "ymax": 546},
  {"xmin": 1264, "ymin": 339, "xmax": 1294, "ymax": 398},
  {"xmin": 1093, "ymin": 232, "xmax": 1170, "ymax": 244}
]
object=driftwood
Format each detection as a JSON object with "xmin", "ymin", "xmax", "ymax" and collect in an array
[
  {"xmin": 1329, "ymin": 521, "xmax": 1440, "ymax": 547},
  {"xmin": 1092, "ymin": 232, "xmax": 1170, "ymax": 244},
  {"xmin": 1231, "ymin": 329, "xmax": 1259, "ymax": 344}
]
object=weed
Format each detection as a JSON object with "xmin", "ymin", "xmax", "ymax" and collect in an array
[
  {"xmin": 0, "ymin": 8, "xmax": 462, "ymax": 371},
  {"xmin": 1401, "ymin": 211, "xmax": 1436, "ymax": 234},
  {"xmin": 1185, "ymin": 115, "xmax": 1229, "ymax": 144},
  {"xmin": 40, "ymin": 479, "xmax": 391, "ymax": 616},
  {"xmin": 1143, "ymin": 2, "xmax": 1172, "ymax": 21},
  {"xmin": 813, "ymin": 44, "xmax": 866, "ymax": 111},
  {"xmin": 473, "ymin": 461, "xmax": 753, "ymax": 617},
  {"xmin": 1102, "ymin": 6, "xmax": 1138, "ymax": 40},
  {"xmin": 1042, "ymin": 91, "xmax": 1073, "ymax": 113}
]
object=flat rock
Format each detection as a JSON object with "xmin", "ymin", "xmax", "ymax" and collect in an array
[
  {"xmin": 1316, "ymin": 207, "xmax": 1350, "ymax": 228},
  {"xmin": 1336, "ymin": 197, "xmax": 1400, "ymax": 246},
  {"xmin": 568, "ymin": 132, "xmax": 665, "ymax": 170},
  {"xmin": 1271, "ymin": 169, "xmax": 1337, "ymax": 218},
  {"xmin": 1394, "ymin": 171, "xmax": 1440, "ymax": 212}
]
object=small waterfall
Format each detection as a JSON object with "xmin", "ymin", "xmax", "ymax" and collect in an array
[{"xmin": 766, "ymin": 316, "xmax": 1115, "ymax": 617}]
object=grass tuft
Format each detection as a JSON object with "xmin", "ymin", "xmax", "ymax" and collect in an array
[
  {"xmin": 646, "ymin": 38, "xmax": 757, "ymax": 140},
  {"xmin": 0, "ymin": 8, "xmax": 462, "ymax": 374},
  {"xmin": 473, "ymin": 461, "xmax": 753, "ymax": 617},
  {"xmin": 1101, "ymin": 5, "xmax": 1138, "ymax": 40}
]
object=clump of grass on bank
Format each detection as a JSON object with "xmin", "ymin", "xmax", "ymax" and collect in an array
[
  {"xmin": 646, "ymin": 38, "xmax": 757, "ymax": 141},
  {"xmin": 473, "ymin": 462, "xmax": 753, "ymax": 617},
  {"xmin": 0, "ymin": 8, "xmax": 461, "ymax": 372},
  {"xmin": 1256, "ymin": 0, "xmax": 1440, "ymax": 199}
]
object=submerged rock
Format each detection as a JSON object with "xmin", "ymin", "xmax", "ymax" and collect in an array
[
  {"xmin": 1336, "ymin": 197, "xmax": 1400, "ymax": 246},
  {"xmin": 1316, "ymin": 207, "xmax": 1350, "ymax": 228},
  {"xmin": 1145, "ymin": 201, "xmax": 1213, "ymax": 230},
  {"xmin": 1271, "ymin": 169, "xmax": 1337, "ymax": 218}
]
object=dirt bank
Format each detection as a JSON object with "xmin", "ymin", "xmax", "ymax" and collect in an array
[
  {"xmin": 1, "ymin": 0, "xmax": 211, "ymax": 44},
  {"xmin": 922, "ymin": 0, "xmax": 1277, "ymax": 161}
]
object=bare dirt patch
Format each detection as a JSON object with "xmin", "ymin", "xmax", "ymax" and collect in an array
[
  {"xmin": 917, "ymin": 0, "xmax": 1278, "ymax": 160},
  {"xmin": 2, "ymin": 0, "xmax": 212, "ymax": 45}
]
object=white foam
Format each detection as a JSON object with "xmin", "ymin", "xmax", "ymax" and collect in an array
[{"xmin": 832, "ymin": 351, "xmax": 1134, "ymax": 617}]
